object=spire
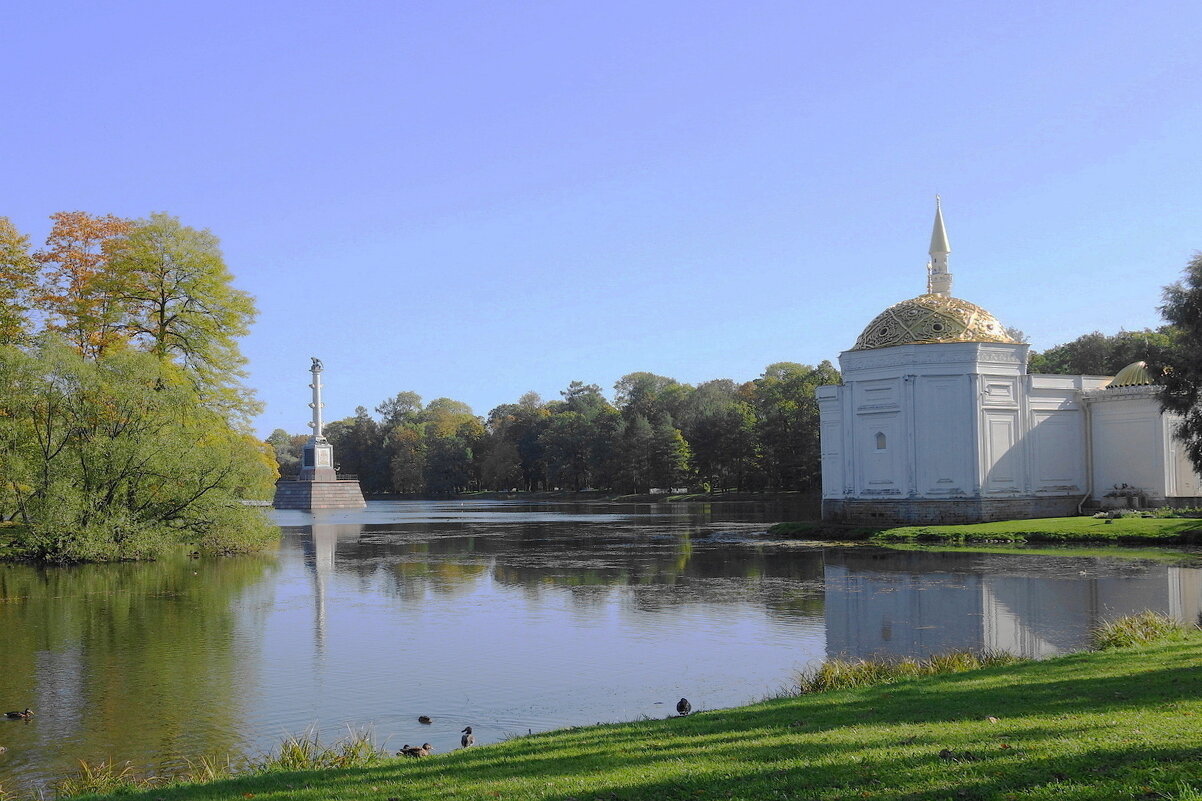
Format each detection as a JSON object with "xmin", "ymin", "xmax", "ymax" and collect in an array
[
  {"xmin": 929, "ymin": 196, "xmax": 951, "ymax": 255},
  {"xmin": 926, "ymin": 196, "xmax": 953, "ymax": 296}
]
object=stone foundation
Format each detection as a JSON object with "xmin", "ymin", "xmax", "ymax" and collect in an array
[
  {"xmin": 822, "ymin": 496, "xmax": 1082, "ymax": 525},
  {"xmin": 273, "ymin": 480, "xmax": 366, "ymax": 510}
]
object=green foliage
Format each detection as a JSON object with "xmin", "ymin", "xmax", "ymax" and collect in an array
[
  {"xmin": 1028, "ymin": 327, "xmax": 1176, "ymax": 376},
  {"xmin": 266, "ymin": 427, "xmax": 305, "ymax": 477},
  {"xmin": 1091, "ymin": 611, "xmax": 1197, "ymax": 650},
  {"xmin": 678, "ymin": 379, "xmax": 759, "ymax": 490},
  {"xmin": 103, "ymin": 213, "xmax": 259, "ymax": 420},
  {"xmin": 748, "ymin": 360, "xmax": 841, "ymax": 491},
  {"xmin": 0, "ymin": 217, "xmax": 38, "ymax": 346},
  {"xmin": 0, "ymin": 338, "xmax": 276, "ymax": 561},
  {"xmin": 283, "ymin": 361, "xmax": 840, "ymax": 497},
  {"xmin": 1160, "ymin": 253, "xmax": 1202, "ymax": 475},
  {"xmin": 796, "ymin": 650, "xmax": 1023, "ymax": 694}
]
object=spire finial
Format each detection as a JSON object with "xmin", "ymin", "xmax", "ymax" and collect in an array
[{"xmin": 926, "ymin": 197, "xmax": 953, "ymax": 296}]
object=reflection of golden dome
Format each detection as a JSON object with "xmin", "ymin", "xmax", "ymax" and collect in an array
[
  {"xmin": 852, "ymin": 294, "xmax": 1018, "ymax": 351},
  {"xmin": 1108, "ymin": 361, "xmax": 1154, "ymax": 388}
]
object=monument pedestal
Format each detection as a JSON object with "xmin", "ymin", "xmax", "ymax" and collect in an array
[
  {"xmin": 297, "ymin": 439, "xmax": 337, "ymax": 482},
  {"xmin": 272, "ymin": 478, "xmax": 366, "ymax": 509},
  {"xmin": 270, "ymin": 362, "xmax": 366, "ymax": 511}
]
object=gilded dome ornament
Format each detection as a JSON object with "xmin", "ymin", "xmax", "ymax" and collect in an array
[
  {"xmin": 1107, "ymin": 361, "xmax": 1155, "ymax": 388},
  {"xmin": 852, "ymin": 294, "xmax": 1018, "ymax": 351}
]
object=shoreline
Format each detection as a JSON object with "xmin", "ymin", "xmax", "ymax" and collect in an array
[
  {"xmin": 768, "ymin": 515, "xmax": 1202, "ymax": 546},
  {"xmin": 29, "ymin": 624, "xmax": 1202, "ymax": 800}
]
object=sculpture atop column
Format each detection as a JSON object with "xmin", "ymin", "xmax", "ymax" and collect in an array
[
  {"xmin": 273, "ymin": 357, "xmax": 366, "ymax": 509},
  {"xmin": 298, "ymin": 356, "xmax": 337, "ymax": 482}
]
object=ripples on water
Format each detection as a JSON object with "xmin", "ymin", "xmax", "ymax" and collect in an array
[{"xmin": 1, "ymin": 499, "xmax": 1200, "ymax": 794}]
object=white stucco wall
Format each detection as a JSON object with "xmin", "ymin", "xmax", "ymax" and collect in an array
[
  {"xmin": 1087, "ymin": 388, "xmax": 1168, "ymax": 501},
  {"xmin": 819, "ymin": 343, "xmax": 1201, "ymax": 515}
]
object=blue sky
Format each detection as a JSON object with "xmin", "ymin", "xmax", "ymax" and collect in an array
[{"xmin": 6, "ymin": 1, "xmax": 1202, "ymax": 436}]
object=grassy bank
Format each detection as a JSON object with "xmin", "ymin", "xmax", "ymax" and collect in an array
[
  {"xmin": 767, "ymin": 515, "xmax": 1202, "ymax": 545},
  {"xmin": 876, "ymin": 515, "xmax": 1202, "ymax": 544},
  {"xmin": 50, "ymin": 624, "xmax": 1202, "ymax": 801}
]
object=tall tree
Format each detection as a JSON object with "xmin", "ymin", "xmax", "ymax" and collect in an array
[
  {"xmin": 324, "ymin": 406, "xmax": 389, "ymax": 491},
  {"xmin": 648, "ymin": 415, "xmax": 691, "ymax": 489},
  {"xmin": 678, "ymin": 379, "xmax": 759, "ymax": 490},
  {"xmin": 485, "ymin": 394, "xmax": 548, "ymax": 490},
  {"xmin": 614, "ymin": 372, "xmax": 692, "ymax": 424},
  {"xmin": 103, "ymin": 213, "xmax": 258, "ymax": 418},
  {"xmin": 34, "ymin": 211, "xmax": 132, "ymax": 358},
  {"xmin": 750, "ymin": 361, "xmax": 841, "ymax": 491},
  {"xmin": 0, "ymin": 217, "xmax": 38, "ymax": 345},
  {"xmin": 387, "ymin": 426, "xmax": 426, "ymax": 494},
  {"xmin": 376, "ymin": 390, "xmax": 424, "ymax": 429},
  {"xmin": 1160, "ymin": 254, "xmax": 1202, "ymax": 473}
]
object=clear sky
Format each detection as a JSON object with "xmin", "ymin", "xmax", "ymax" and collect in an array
[{"xmin": 6, "ymin": 1, "xmax": 1202, "ymax": 436}]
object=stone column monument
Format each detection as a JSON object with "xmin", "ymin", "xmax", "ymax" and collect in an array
[{"xmin": 272, "ymin": 358, "xmax": 366, "ymax": 510}]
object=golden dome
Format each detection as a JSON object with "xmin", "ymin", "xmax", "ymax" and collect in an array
[
  {"xmin": 1107, "ymin": 361, "xmax": 1154, "ymax": 388},
  {"xmin": 852, "ymin": 294, "xmax": 1019, "ymax": 351}
]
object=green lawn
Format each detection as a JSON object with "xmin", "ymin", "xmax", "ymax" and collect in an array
[
  {"xmin": 61, "ymin": 635, "xmax": 1202, "ymax": 801},
  {"xmin": 876, "ymin": 515, "xmax": 1202, "ymax": 544}
]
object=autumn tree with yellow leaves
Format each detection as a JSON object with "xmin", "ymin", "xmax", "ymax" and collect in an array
[{"xmin": 0, "ymin": 211, "xmax": 274, "ymax": 562}]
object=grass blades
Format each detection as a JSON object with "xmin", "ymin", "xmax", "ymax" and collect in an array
[
  {"xmin": 1092, "ymin": 610, "xmax": 1198, "ymax": 650},
  {"xmin": 797, "ymin": 650, "xmax": 1024, "ymax": 694},
  {"xmin": 48, "ymin": 729, "xmax": 384, "ymax": 799}
]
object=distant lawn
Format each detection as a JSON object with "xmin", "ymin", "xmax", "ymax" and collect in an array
[
  {"xmin": 65, "ymin": 632, "xmax": 1202, "ymax": 801},
  {"xmin": 876, "ymin": 515, "xmax": 1202, "ymax": 544}
]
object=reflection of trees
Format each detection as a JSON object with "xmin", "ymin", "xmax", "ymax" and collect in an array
[
  {"xmin": 287, "ymin": 517, "xmax": 828, "ymax": 621},
  {"xmin": 0, "ymin": 553, "xmax": 274, "ymax": 789}
]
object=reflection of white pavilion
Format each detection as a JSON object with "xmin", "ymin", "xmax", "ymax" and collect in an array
[{"xmin": 824, "ymin": 554, "xmax": 1202, "ymax": 659}]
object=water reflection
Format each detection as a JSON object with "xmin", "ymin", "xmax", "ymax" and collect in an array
[
  {"xmin": 2, "ymin": 500, "xmax": 1200, "ymax": 796},
  {"xmin": 0, "ymin": 555, "xmax": 275, "ymax": 792},
  {"xmin": 824, "ymin": 549, "xmax": 1202, "ymax": 659}
]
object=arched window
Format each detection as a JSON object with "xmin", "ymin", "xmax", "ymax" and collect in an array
[{"xmin": 874, "ymin": 431, "xmax": 887, "ymax": 450}]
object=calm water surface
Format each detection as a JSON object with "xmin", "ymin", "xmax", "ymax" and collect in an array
[{"xmin": 2, "ymin": 499, "xmax": 1201, "ymax": 794}]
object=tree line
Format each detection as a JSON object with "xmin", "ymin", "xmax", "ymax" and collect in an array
[
  {"xmin": 268, "ymin": 362, "xmax": 841, "ymax": 496},
  {"xmin": 268, "ymin": 252, "xmax": 1202, "ymax": 498},
  {"xmin": 0, "ymin": 212, "xmax": 276, "ymax": 561}
]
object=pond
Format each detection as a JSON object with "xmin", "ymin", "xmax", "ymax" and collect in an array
[{"xmin": 2, "ymin": 499, "xmax": 1201, "ymax": 794}]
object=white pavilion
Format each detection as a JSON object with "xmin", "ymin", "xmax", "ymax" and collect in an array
[{"xmin": 817, "ymin": 201, "xmax": 1202, "ymax": 524}]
